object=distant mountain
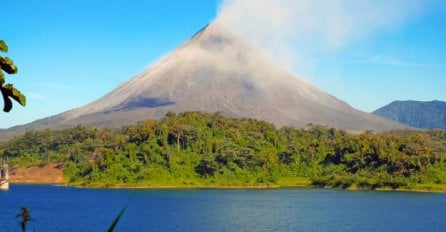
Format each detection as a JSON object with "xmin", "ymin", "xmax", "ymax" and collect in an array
[
  {"xmin": 373, "ymin": 100, "xmax": 446, "ymax": 129},
  {"xmin": 0, "ymin": 22, "xmax": 404, "ymax": 137}
]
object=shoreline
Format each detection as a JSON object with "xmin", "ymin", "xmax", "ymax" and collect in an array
[
  {"xmin": 7, "ymin": 164, "xmax": 445, "ymax": 193},
  {"xmin": 9, "ymin": 181, "xmax": 445, "ymax": 193}
]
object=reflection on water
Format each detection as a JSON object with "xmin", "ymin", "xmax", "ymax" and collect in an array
[{"xmin": 1, "ymin": 185, "xmax": 445, "ymax": 231}]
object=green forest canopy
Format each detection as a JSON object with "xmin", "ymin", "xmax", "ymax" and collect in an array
[{"xmin": 1, "ymin": 111, "xmax": 445, "ymax": 190}]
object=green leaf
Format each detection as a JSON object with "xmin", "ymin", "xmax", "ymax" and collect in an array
[
  {"xmin": 12, "ymin": 86, "xmax": 26, "ymax": 106},
  {"xmin": 0, "ymin": 40, "xmax": 7, "ymax": 53},
  {"xmin": 3, "ymin": 84, "xmax": 25, "ymax": 106},
  {"xmin": 1, "ymin": 84, "xmax": 26, "ymax": 112},
  {"xmin": 0, "ymin": 71, "xmax": 4, "ymax": 85},
  {"xmin": 0, "ymin": 40, "xmax": 24, "ymax": 113},
  {"xmin": 0, "ymin": 57, "xmax": 18, "ymax": 74}
]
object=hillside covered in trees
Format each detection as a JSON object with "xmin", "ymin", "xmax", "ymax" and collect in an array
[
  {"xmin": 1, "ymin": 112, "xmax": 445, "ymax": 191},
  {"xmin": 373, "ymin": 100, "xmax": 446, "ymax": 130}
]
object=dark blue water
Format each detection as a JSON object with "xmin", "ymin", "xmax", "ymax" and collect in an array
[{"xmin": 1, "ymin": 185, "xmax": 445, "ymax": 231}]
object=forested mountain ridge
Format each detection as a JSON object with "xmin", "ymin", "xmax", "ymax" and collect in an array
[
  {"xmin": 373, "ymin": 100, "xmax": 446, "ymax": 129},
  {"xmin": 1, "ymin": 112, "xmax": 445, "ymax": 191}
]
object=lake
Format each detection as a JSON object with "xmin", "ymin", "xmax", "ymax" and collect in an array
[{"xmin": 1, "ymin": 185, "xmax": 445, "ymax": 231}]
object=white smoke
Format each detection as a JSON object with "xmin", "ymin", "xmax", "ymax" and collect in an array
[{"xmin": 216, "ymin": 0, "xmax": 435, "ymax": 78}]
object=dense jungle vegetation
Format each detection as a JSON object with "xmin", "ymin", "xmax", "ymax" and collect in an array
[{"xmin": 1, "ymin": 111, "xmax": 445, "ymax": 190}]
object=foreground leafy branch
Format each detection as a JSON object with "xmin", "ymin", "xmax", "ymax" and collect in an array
[
  {"xmin": 107, "ymin": 203, "xmax": 129, "ymax": 232},
  {"xmin": 0, "ymin": 40, "xmax": 26, "ymax": 112},
  {"xmin": 12, "ymin": 205, "xmax": 126, "ymax": 231},
  {"xmin": 16, "ymin": 207, "xmax": 32, "ymax": 232}
]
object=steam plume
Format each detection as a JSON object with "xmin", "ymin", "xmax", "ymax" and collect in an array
[{"xmin": 216, "ymin": 0, "xmax": 434, "ymax": 76}]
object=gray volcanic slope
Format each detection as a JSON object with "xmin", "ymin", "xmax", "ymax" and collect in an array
[{"xmin": 2, "ymin": 22, "xmax": 404, "ymax": 135}]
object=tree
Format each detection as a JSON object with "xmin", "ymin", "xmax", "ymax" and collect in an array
[
  {"xmin": 0, "ymin": 40, "xmax": 26, "ymax": 112},
  {"xmin": 168, "ymin": 118, "xmax": 184, "ymax": 154},
  {"xmin": 195, "ymin": 155, "xmax": 218, "ymax": 176}
]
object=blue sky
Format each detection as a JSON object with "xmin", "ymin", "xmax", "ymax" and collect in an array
[{"xmin": 1, "ymin": 0, "xmax": 445, "ymax": 128}]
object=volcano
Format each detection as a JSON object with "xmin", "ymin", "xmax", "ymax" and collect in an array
[{"xmin": 3, "ymin": 22, "xmax": 404, "ymax": 134}]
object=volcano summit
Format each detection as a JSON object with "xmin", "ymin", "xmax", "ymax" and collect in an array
[{"xmin": 3, "ymin": 22, "xmax": 403, "ymax": 134}]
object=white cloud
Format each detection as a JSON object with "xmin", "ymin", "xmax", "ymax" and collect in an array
[
  {"xmin": 40, "ymin": 82, "xmax": 69, "ymax": 91},
  {"xmin": 26, "ymin": 92, "xmax": 48, "ymax": 100},
  {"xmin": 363, "ymin": 56, "xmax": 446, "ymax": 69},
  {"xmin": 327, "ymin": 55, "xmax": 446, "ymax": 69},
  {"xmin": 216, "ymin": 0, "xmax": 436, "ymax": 77}
]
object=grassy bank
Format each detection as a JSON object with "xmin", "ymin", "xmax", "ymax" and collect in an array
[
  {"xmin": 64, "ymin": 176, "xmax": 311, "ymax": 189},
  {"xmin": 311, "ymin": 175, "xmax": 446, "ymax": 192},
  {"xmin": 63, "ymin": 176, "xmax": 446, "ymax": 193}
]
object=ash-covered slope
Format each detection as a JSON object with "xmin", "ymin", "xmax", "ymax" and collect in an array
[{"xmin": 2, "ymin": 22, "xmax": 404, "ymax": 135}]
